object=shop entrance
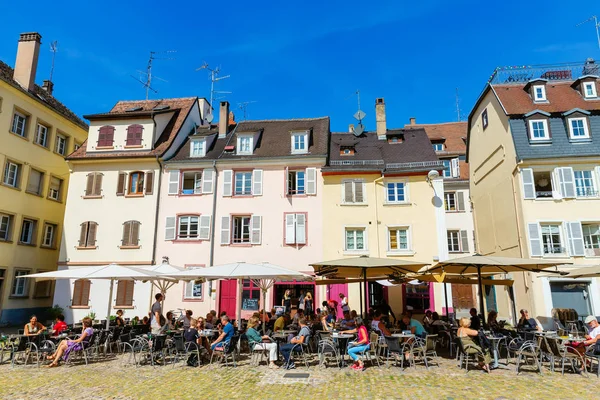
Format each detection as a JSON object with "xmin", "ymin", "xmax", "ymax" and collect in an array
[{"xmin": 273, "ymin": 282, "xmax": 315, "ymax": 314}]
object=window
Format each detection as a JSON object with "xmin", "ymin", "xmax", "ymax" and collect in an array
[
  {"xmin": 121, "ymin": 220, "xmax": 140, "ymax": 247},
  {"xmin": 33, "ymin": 273, "xmax": 52, "ymax": 298},
  {"xmin": 583, "ymin": 224, "xmax": 600, "ymax": 256},
  {"xmin": 285, "ymin": 213, "xmax": 307, "ymax": 245},
  {"xmin": 342, "ymin": 180, "xmax": 365, "ymax": 204},
  {"xmin": 345, "ymin": 228, "xmax": 366, "ymax": 251},
  {"xmin": 386, "ymin": 182, "xmax": 406, "ymax": 203},
  {"xmin": 232, "ymin": 216, "xmax": 251, "ymax": 244},
  {"xmin": 528, "ymin": 119, "xmax": 549, "ymax": 141},
  {"xmin": 35, "ymin": 123, "xmax": 49, "ymax": 147},
  {"xmin": 26, "ymin": 168, "xmax": 44, "ymax": 196},
  {"xmin": 481, "ymin": 109, "xmax": 488, "ymax": 129},
  {"xmin": 128, "ymin": 172, "xmax": 144, "ymax": 195},
  {"xmin": 447, "ymin": 230, "xmax": 469, "ymax": 253},
  {"xmin": 19, "ymin": 218, "xmax": 36, "ymax": 245},
  {"xmin": 532, "ymin": 171, "xmax": 553, "ymax": 198},
  {"xmin": 74, "ymin": 142, "xmax": 81, "ymax": 151},
  {"xmin": 11, "ymin": 270, "xmax": 29, "ymax": 297},
  {"xmin": 97, "ymin": 125, "xmax": 115, "ymax": 147},
  {"xmin": 126, "ymin": 124, "xmax": 143, "ymax": 147},
  {"xmin": 71, "ymin": 279, "xmax": 90, "ymax": 307},
  {"xmin": 11, "ymin": 111, "xmax": 27, "ymax": 137},
  {"xmin": 48, "ymin": 176, "xmax": 63, "ymax": 201},
  {"xmin": 291, "ymin": 131, "xmax": 308, "ymax": 154},
  {"xmin": 178, "ymin": 216, "xmax": 199, "ymax": 239},
  {"xmin": 403, "ymin": 282, "xmax": 430, "ymax": 313},
  {"xmin": 574, "ymin": 170, "xmax": 597, "ymax": 197},
  {"xmin": 55, "ymin": 133, "xmax": 67, "ymax": 155},
  {"xmin": 442, "ymin": 159, "xmax": 451, "ymax": 178},
  {"xmin": 388, "ymin": 227, "xmax": 409, "ymax": 251},
  {"xmin": 432, "ymin": 143, "xmax": 444, "ymax": 151},
  {"xmin": 541, "ymin": 224, "xmax": 564, "ymax": 255},
  {"xmin": 78, "ymin": 221, "xmax": 98, "ymax": 248},
  {"xmin": 237, "ymin": 135, "xmax": 253, "ymax": 155},
  {"xmin": 533, "ymin": 85, "xmax": 546, "ymax": 101},
  {"xmin": 287, "ymin": 170, "xmax": 305, "ymax": 195},
  {"xmin": 190, "ymin": 139, "xmax": 206, "ymax": 157},
  {"xmin": 3, "ymin": 161, "xmax": 21, "ymax": 188},
  {"xmin": 184, "ymin": 276, "xmax": 203, "ymax": 300},
  {"xmin": 181, "ymin": 171, "xmax": 202, "ymax": 195},
  {"xmin": 85, "ymin": 173, "xmax": 103, "ymax": 197},
  {"xmin": 583, "ymin": 82, "xmax": 597, "ymax": 98},
  {"xmin": 0, "ymin": 213, "xmax": 13, "ymax": 241},
  {"xmin": 42, "ymin": 223, "xmax": 57, "ymax": 248},
  {"xmin": 242, "ymin": 279, "xmax": 260, "ymax": 310},
  {"xmin": 444, "ymin": 192, "xmax": 456, "ymax": 211},
  {"xmin": 115, "ymin": 280, "xmax": 134, "ymax": 307},
  {"xmin": 568, "ymin": 118, "xmax": 590, "ymax": 139},
  {"xmin": 234, "ymin": 172, "xmax": 252, "ymax": 195}
]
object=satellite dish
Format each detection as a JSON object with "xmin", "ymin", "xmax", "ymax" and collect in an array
[
  {"xmin": 353, "ymin": 124, "xmax": 365, "ymax": 136},
  {"xmin": 353, "ymin": 110, "xmax": 366, "ymax": 121},
  {"xmin": 206, "ymin": 113, "xmax": 214, "ymax": 123}
]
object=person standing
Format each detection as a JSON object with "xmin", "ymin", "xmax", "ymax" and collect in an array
[
  {"xmin": 339, "ymin": 293, "xmax": 350, "ymax": 313},
  {"xmin": 304, "ymin": 292, "xmax": 313, "ymax": 316},
  {"xmin": 298, "ymin": 290, "xmax": 305, "ymax": 312},
  {"xmin": 282, "ymin": 289, "xmax": 292, "ymax": 313},
  {"xmin": 151, "ymin": 293, "xmax": 164, "ymax": 335}
]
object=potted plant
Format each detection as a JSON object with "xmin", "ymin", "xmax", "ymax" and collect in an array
[{"xmin": 45, "ymin": 304, "xmax": 64, "ymax": 325}]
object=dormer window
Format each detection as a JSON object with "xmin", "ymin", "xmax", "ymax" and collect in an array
[
  {"xmin": 583, "ymin": 82, "xmax": 597, "ymax": 98},
  {"xmin": 190, "ymin": 139, "xmax": 206, "ymax": 157},
  {"xmin": 432, "ymin": 143, "xmax": 444, "ymax": 151},
  {"xmin": 533, "ymin": 85, "xmax": 546, "ymax": 102},
  {"xmin": 291, "ymin": 131, "xmax": 308, "ymax": 154},
  {"xmin": 528, "ymin": 120, "xmax": 550, "ymax": 141},
  {"xmin": 237, "ymin": 135, "xmax": 253, "ymax": 155},
  {"xmin": 340, "ymin": 146, "xmax": 355, "ymax": 156},
  {"xmin": 568, "ymin": 118, "xmax": 590, "ymax": 139}
]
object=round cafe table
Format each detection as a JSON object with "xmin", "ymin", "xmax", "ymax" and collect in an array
[{"xmin": 331, "ymin": 333, "xmax": 354, "ymax": 367}]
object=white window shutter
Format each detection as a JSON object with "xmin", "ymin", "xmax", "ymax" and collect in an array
[
  {"xmin": 521, "ymin": 168, "xmax": 536, "ymax": 199},
  {"xmin": 202, "ymin": 169, "xmax": 214, "ymax": 194},
  {"xmin": 194, "ymin": 173, "xmax": 203, "ymax": 194},
  {"xmin": 459, "ymin": 230, "xmax": 469, "ymax": 253},
  {"xmin": 284, "ymin": 167, "xmax": 289, "ymax": 196},
  {"xmin": 285, "ymin": 214, "xmax": 296, "ymax": 244},
  {"xmin": 457, "ymin": 191, "xmax": 465, "ymax": 211},
  {"xmin": 199, "ymin": 215, "xmax": 211, "ymax": 240},
  {"xmin": 185, "ymin": 281, "xmax": 194, "ymax": 298},
  {"xmin": 251, "ymin": 215, "xmax": 262, "ymax": 244},
  {"xmin": 595, "ymin": 167, "xmax": 600, "ymax": 194},
  {"xmin": 355, "ymin": 181, "xmax": 364, "ymax": 203},
  {"xmin": 343, "ymin": 181, "xmax": 353, "ymax": 203},
  {"xmin": 451, "ymin": 158, "xmax": 459, "ymax": 178},
  {"xmin": 220, "ymin": 216, "xmax": 230, "ymax": 245},
  {"xmin": 559, "ymin": 167, "xmax": 576, "ymax": 198},
  {"xmin": 295, "ymin": 214, "xmax": 306, "ymax": 244},
  {"xmin": 527, "ymin": 223, "xmax": 542, "ymax": 257},
  {"xmin": 168, "ymin": 170, "xmax": 179, "ymax": 195},
  {"xmin": 222, "ymin": 170, "xmax": 233, "ymax": 197},
  {"xmin": 567, "ymin": 221, "xmax": 585, "ymax": 256},
  {"xmin": 551, "ymin": 169, "xmax": 562, "ymax": 200},
  {"xmin": 306, "ymin": 168, "xmax": 317, "ymax": 195},
  {"xmin": 165, "ymin": 216, "xmax": 176, "ymax": 240},
  {"xmin": 252, "ymin": 169, "xmax": 263, "ymax": 196}
]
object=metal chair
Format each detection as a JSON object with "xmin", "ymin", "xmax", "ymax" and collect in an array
[
  {"xmin": 456, "ymin": 337, "xmax": 487, "ymax": 373},
  {"xmin": 515, "ymin": 340, "xmax": 543, "ymax": 375},
  {"xmin": 409, "ymin": 335, "xmax": 439, "ymax": 369},
  {"xmin": 317, "ymin": 338, "xmax": 341, "ymax": 368},
  {"xmin": 585, "ymin": 345, "xmax": 600, "ymax": 378},
  {"xmin": 383, "ymin": 336, "xmax": 408, "ymax": 368},
  {"xmin": 248, "ymin": 340, "xmax": 269, "ymax": 366},
  {"xmin": 288, "ymin": 335, "xmax": 311, "ymax": 369},
  {"xmin": 547, "ymin": 337, "xmax": 586, "ymax": 375},
  {"xmin": 210, "ymin": 335, "xmax": 239, "ymax": 367}
]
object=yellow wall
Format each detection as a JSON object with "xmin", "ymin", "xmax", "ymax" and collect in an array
[{"xmin": 0, "ymin": 82, "xmax": 87, "ymax": 323}]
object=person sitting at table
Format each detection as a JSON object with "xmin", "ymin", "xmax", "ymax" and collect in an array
[
  {"xmin": 371, "ymin": 310, "xmax": 391, "ymax": 336},
  {"xmin": 469, "ymin": 308, "xmax": 482, "ymax": 331},
  {"xmin": 350, "ymin": 310, "xmax": 358, "ymax": 319},
  {"xmin": 280, "ymin": 317, "xmax": 310, "ymax": 369},
  {"xmin": 204, "ymin": 313, "xmax": 215, "ymax": 329},
  {"xmin": 342, "ymin": 317, "xmax": 370, "ymax": 371},
  {"xmin": 403, "ymin": 314, "xmax": 427, "ymax": 338},
  {"xmin": 246, "ymin": 316, "xmax": 279, "ymax": 369},
  {"xmin": 179, "ymin": 310, "xmax": 193, "ymax": 329},
  {"xmin": 52, "ymin": 314, "xmax": 68, "ymax": 336},
  {"xmin": 340, "ymin": 311, "xmax": 356, "ymax": 330},
  {"xmin": 24, "ymin": 315, "xmax": 46, "ymax": 336},
  {"xmin": 292, "ymin": 309, "xmax": 304, "ymax": 326},
  {"xmin": 422, "ymin": 310, "xmax": 433, "ymax": 331},
  {"xmin": 210, "ymin": 315, "xmax": 234, "ymax": 352},
  {"xmin": 430, "ymin": 312, "xmax": 450, "ymax": 334},
  {"xmin": 114, "ymin": 310, "xmax": 125, "ymax": 327},
  {"xmin": 457, "ymin": 317, "xmax": 491, "ymax": 373},
  {"xmin": 45, "ymin": 317, "xmax": 94, "ymax": 368},
  {"xmin": 184, "ymin": 319, "xmax": 199, "ymax": 343},
  {"xmin": 320, "ymin": 310, "xmax": 332, "ymax": 331},
  {"xmin": 274, "ymin": 310, "xmax": 286, "ymax": 332},
  {"xmin": 517, "ymin": 309, "xmax": 542, "ymax": 332},
  {"xmin": 487, "ymin": 310, "xmax": 500, "ymax": 332},
  {"xmin": 142, "ymin": 316, "xmax": 149, "ymax": 326}
]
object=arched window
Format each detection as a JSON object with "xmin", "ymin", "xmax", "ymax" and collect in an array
[
  {"xmin": 126, "ymin": 124, "xmax": 143, "ymax": 146},
  {"xmin": 97, "ymin": 126, "xmax": 115, "ymax": 147},
  {"xmin": 128, "ymin": 171, "xmax": 145, "ymax": 194}
]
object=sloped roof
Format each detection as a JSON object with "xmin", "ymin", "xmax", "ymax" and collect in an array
[{"xmin": 0, "ymin": 60, "xmax": 88, "ymax": 130}]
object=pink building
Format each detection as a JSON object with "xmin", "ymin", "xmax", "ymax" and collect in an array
[{"xmin": 158, "ymin": 102, "xmax": 329, "ymax": 319}]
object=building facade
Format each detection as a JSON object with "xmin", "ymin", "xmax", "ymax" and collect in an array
[{"xmin": 0, "ymin": 33, "xmax": 88, "ymax": 324}]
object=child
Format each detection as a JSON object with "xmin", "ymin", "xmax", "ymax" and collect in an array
[{"xmin": 184, "ymin": 318, "xmax": 199, "ymax": 343}]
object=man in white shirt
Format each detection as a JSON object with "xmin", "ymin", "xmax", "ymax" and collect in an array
[{"xmin": 584, "ymin": 316, "xmax": 600, "ymax": 345}]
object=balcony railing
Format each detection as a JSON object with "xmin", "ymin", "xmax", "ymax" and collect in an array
[
  {"xmin": 386, "ymin": 161, "xmax": 445, "ymax": 170},
  {"xmin": 543, "ymin": 246, "xmax": 567, "ymax": 255},
  {"xmin": 535, "ymin": 190, "xmax": 553, "ymax": 198},
  {"xmin": 489, "ymin": 60, "xmax": 599, "ymax": 85},
  {"xmin": 330, "ymin": 160, "xmax": 384, "ymax": 166}
]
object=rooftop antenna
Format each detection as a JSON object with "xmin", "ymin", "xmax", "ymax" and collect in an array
[
  {"xmin": 352, "ymin": 90, "xmax": 366, "ymax": 136},
  {"xmin": 131, "ymin": 50, "xmax": 176, "ymax": 100},
  {"xmin": 238, "ymin": 101, "xmax": 257, "ymax": 121},
  {"xmin": 196, "ymin": 62, "xmax": 231, "ymax": 123},
  {"xmin": 455, "ymin": 87, "xmax": 462, "ymax": 122},
  {"xmin": 576, "ymin": 15, "xmax": 600, "ymax": 50},
  {"xmin": 49, "ymin": 41, "xmax": 58, "ymax": 81}
]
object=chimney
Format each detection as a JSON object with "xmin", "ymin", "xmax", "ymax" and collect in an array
[
  {"xmin": 375, "ymin": 97, "xmax": 387, "ymax": 140},
  {"xmin": 409, "ymin": 117, "xmax": 416, "ymax": 125},
  {"xmin": 218, "ymin": 101, "xmax": 230, "ymax": 138},
  {"xmin": 42, "ymin": 80, "xmax": 54, "ymax": 96},
  {"xmin": 348, "ymin": 123, "xmax": 354, "ymax": 133},
  {"xmin": 14, "ymin": 32, "xmax": 42, "ymax": 92}
]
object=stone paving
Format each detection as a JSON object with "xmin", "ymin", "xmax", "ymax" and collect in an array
[{"xmin": 0, "ymin": 350, "xmax": 592, "ymax": 400}]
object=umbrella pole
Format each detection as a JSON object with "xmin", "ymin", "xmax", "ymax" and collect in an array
[
  {"xmin": 237, "ymin": 278, "xmax": 243, "ymax": 330},
  {"xmin": 359, "ymin": 281, "xmax": 363, "ymax": 318},
  {"xmin": 477, "ymin": 266, "xmax": 486, "ymax": 326},
  {"xmin": 106, "ymin": 279, "xmax": 114, "ymax": 330},
  {"xmin": 443, "ymin": 282, "xmax": 449, "ymax": 317},
  {"xmin": 363, "ymin": 267, "xmax": 368, "ymax": 318},
  {"xmin": 262, "ymin": 288, "xmax": 267, "ymax": 334}
]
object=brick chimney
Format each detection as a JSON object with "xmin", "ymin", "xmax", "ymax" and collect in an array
[
  {"xmin": 219, "ymin": 101, "xmax": 229, "ymax": 138},
  {"xmin": 42, "ymin": 80, "xmax": 54, "ymax": 96},
  {"xmin": 409, "ymin": 117, "xmax": 416, "ymax": 125},
  {"xmin": 375, "ymin": 98, "xmax": 387, "ymax": 140},
  {"xmin": 348, "ymin": 123, "xmax": 354, "ymax": 133},
  {"xmin": 14, "ymin": 32, "xmax": 42, "ymax": 92}
]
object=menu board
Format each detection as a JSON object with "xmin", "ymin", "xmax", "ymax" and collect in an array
[{"xmin": 243, "ymin": 298, "xmax": 259, "ymax": 310}]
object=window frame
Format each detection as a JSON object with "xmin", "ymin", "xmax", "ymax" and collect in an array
[
  {"xmin": 3, "ymin": 160, "xmax": 21, "ymax": 188},
  {"xmin": 190, "ymin": 138, "xmax": 206, "ymax": 157},
  {"xmin": 55, "ymin": 133, "xmax": 68, "ymax": 156},
  {"xmin": 291, "ymin": 131, "xmax": 308, "ymax": 154},
  {"xmin": 41, "ymin": 222, "xmax": 57, "ymax": 249},
  {"xmin": 234, "ymin": 171, "xmax": 253, "ymax": 196},
  {"xmin": 574, "ymin": 170, "xmax": 597, "ymax": 198},
  {"xmin": 33, "ymin": 270, "xmax": 52, "ymax": 298},
  {"xmin": 387, "ymin": 226, "xmax": 411, "ymax": 253},
  {"xmin": 344, "ymin": 226, "xmax": 368, "ymax": 253},
  {"xmin": 567, "ymin": 117, "xmax": 590, "ymax": 140},
  {"xmin": 447, "ymin": 230, "xmax": 461, "ymax": 253},
  {"xmin": 384, "ymin": 180, "xmax": 408, "ymax": 204},
  {"xmin": 432, "ymin": 143, "xmax": 444, "ymax": 151},
  {"xmin": 582, "ymin": 223, "xmax": 600, "ymax": 256},
  {"xmin": 183, "ymin": 265, "xmax": 205, "ymax": 301},
  {"xmin": 10, "ymin": 269, "xmax": 30, "ymax": 298},
  {"xmin": 177, "ymin": 215, "xmax": 200, "ymax": 240},
  {"xmin": 533, "ymin": 85, "xmax": 547, "ymax": 102},
  {"xmin": 34, "ymin": 122, "xmax": 49, "ymax": 148},
  {"xmin": 236, "ymin": 134, "xmax": 253, "ymax": 155},
  {"xmin": 10, "ymin": 110, "xmax": 28, "ymax": 138},
  {"xmin": 540, "ymin": 223, "xmax": 565, "ymax": 256},
  {"xmin": 19, "ymin": 218, "xmax": 37, "ymax": 245},
  {"xmin": 442, "ymin": 159, "xmax": 451, "ymax": 178},
  {"xmin": 48, "ymin": 175, "xmax": 63, "ymax": 202},
  {"xmin": 128, "ymin": 171, "xmax": 145, "ymax": 195},
  {"xmin": 444, "ymin": 192, "xmax": 457, "ymax": 211},
  {"xmin": 0, "ymin": 213, "xmax": 14, "ymax": 242},
  {"xmin": 287, "ymin": 170, "xmax": 306, "ymax": 195},
  {"xmin": 232, "ymin": 215, "xmax": 252, "ymax": 244},
  {"xmin": 341, "ymin": 179, "xmax": 366, "ymax": 204},
  {"xmin": 181, "ymin": 170, "xmax": 203, "ymax": 195},
  {"xmin": 583, "ymin": 82, "xmax": 597, "ymax": 98},
  {"xmin": 26, "ymin": 167, "xmax": 44, "ymax": 196},
  {"xmin": 527, "ymin": 119, "xmax": 550, "ymax": 141}
]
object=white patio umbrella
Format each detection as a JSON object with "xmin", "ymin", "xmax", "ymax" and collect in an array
[
  {"xmin": 24, "ymin": 264, "xmax": 176, "ymax": 329},
  {"xmin": 169, "ymin": 262, "xmax": 313, "ymax": 330},
  {"xmin": 137, "ymin": 257, "xmax": 187, "ymax": 294}
]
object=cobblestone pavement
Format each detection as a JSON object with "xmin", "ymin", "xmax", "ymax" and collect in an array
[{"xmin": 0, "ymin": 351, "xmax": 591, "ymax": 400}]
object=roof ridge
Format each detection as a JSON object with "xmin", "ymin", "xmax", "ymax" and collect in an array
[
  {"xmin": 239, "ymin": 116, "xmax": 329, "ymax": 123},
  {"xmin": 115, "ymin": 97, "xmax": 198, "ymax": 104},
  {"xmin": 407, "ymin": 121, "xmax": 467, "ymax": 126}
]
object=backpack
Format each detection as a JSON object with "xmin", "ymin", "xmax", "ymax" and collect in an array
[{"xmin": 186, "ymin": 352, "xmax": 199, "ymax": 367}]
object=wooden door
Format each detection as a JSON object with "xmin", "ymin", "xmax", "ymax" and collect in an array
[
  {"xmin": 451, "ymin": 284, "xmax": 475, "ymax": 312},
  {"xmin": 219, "ymin": 279, "xmax": 237, "ymax": 319}
]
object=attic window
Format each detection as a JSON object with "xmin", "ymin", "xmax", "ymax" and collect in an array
[
  {"xmin": 190, "ymin": 139, "xmax": 206, "ymax": 157},
  {"xmin": 533, "ymin": 85, "xmax": 546, "ymax": 102},
  {"xmin": 387, "ymin": 136, "xmax": 403, "ymax": 144},
  {"xmin": 340, "ymin": 146, "xmax": 355, "ymax": 156},
  {"xmin": 126, "ymin": 107, "xmax": 143, "ymax": 112},
  {"xmin": 153, "ymin": 105, "xmax": 170, "ymax": 111},
  {"xmin": 237, "ymin": 135, "xmax": 253, "ymax": 155},
  {"xmin": 432, "ymin": 142, "xmax": 444, "ymax": 151},
  {"xmin": 583, "ymin": 82, "xmax": 597, "ymax": 98},
  {"xmin": 291, "ymin": 131, "xmax": 309, "ymax": 154}
]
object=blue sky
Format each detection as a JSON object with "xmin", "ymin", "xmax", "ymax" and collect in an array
[{"xmin": 1, "ymin": 1, "xmax": 599, "ymax": 131}]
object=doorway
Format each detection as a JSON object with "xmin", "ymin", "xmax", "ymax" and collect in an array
[
  {"xmin": 218, "ymin": 279, "xmax": 237, "ymax": 319},
  {"xmin": 325, "ymin": 283, "xmax": 347, "ymax": 316},
  {"xmin": 0, "ymin": 269, "xmax": 5, "ymax": 322},
  {"xmin": 484, "ymin": 284, "xmax": 497, "ymax": 313},
  {"xmin": 273, "ymin": 282, "xmax": 315, "ymax": 313},
  {"xmin": 550, "ymin": 281, "xmax": 592, "ymax": 317},
  {"xmin": 368, "ymin": 282, "xmax": 386, "ymax": 310}
]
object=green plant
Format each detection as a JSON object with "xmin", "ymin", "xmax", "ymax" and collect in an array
[
  {"xmin": 85, "ymin": 310, "xmax": 97, "ymax": 320},
  {"xmin": 46, "ymin": 304, "xmax": 64, "ymax": 320}
]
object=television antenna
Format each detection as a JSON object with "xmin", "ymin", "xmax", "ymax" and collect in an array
[
  {"xmin": 351, "ymin": 90, "xmax": 365, "ymax": 136},
  {"xmin": 238, "ymin": 101, "xmax": 257, "ymax": 121},
  {"xmin": 577, "ymin": 15, "xmax": 600, "ymax": 50},
  {"xmin": 196, "ymin": 62, "xmax": 231, "ymax": 122},
  {"xmin": 49, "ymin": 41, "xmax": 58, "ymax": 81},
  {"xmin": 131, "ymin": 50, "xmax": 176, "ymax": 100},
  {"xmin": 455, "ymin": 87, "xmax": 463, "ymax": 122}
]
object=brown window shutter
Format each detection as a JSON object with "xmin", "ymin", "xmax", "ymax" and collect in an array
[
  {"xmin": 126, "ymin": 125, "xmax": 143, "ymax": 146},
  {"xmin": 93, "ymin": 174, "xmax": 103, "ymax": 196},
  {"xmin": 79, "ymin": 222, "xmax": 89, "ymax": 246},
  {"xmin": 98, "ymin": 126, "xmax": 115, "ymax": 147},
  {"xmin": 125, "ymin": 281, "xmax": 134, "ymax": 306},
  {"xmin": 122, "ymin": 221, "xmax": 132, "ymax": 246},
  {"xmin": 131, "ymin": 221, "xmax": 140, "ymax": 245},
  {"xmin": 72, "ymin": 280, "xmax": 83, "ymax": 306},
  {"xmin": 116, "ymin": 172, "xmax": 126, "ymax": 196},
  {"xmin": 88, "ymin": 222, "xmax": 98, "ymax": 246},
  {"xmin": 85, "ymin": 174, "xmax": 94, "ymax": 196},
  {"xmin": 81, "ymin": 280, "xmax": 91, "ymax": 306},
  {"xmin": 116, "ymin": 280, "xmax": 125, "ymax": 306},
  {"xmin": 145, "ymin": 171, "xmax": 154, "ymax": 195}
]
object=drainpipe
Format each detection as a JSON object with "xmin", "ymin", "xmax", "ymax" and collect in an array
[
  {"xmin": 152, "ymin": 155, "xmax": 163, "ymax": 266},
  {"xmin": 208, "ymin": 160, "xmax": 219, "ymax": 305},
  {"xmin": 511, "ymin": 163, "xmax": 527, "ymax": 325},
  {"xmin": 373, "ymin": 176, "xmax": 384, "ymax": 258}
]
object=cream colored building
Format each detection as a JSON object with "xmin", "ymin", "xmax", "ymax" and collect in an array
[
  {"xmin": 468, "ymin": 61, "xmax": 600, "ymax": 322},
  {"xmin": 0, "ymin": 32, "xmax": 88, "ymax": 324}
]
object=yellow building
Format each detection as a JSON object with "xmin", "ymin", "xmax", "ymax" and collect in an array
[
  {"xmin": 468, "ymin": 61, "xmax": 600, "ymax": 323},
  {"xmin": 0, "ymin": 32, "xmax": 88, "ymax": 324},
  {"xmin": 321, "ymin": 98, "xmax": 450, "ymax": 318}
]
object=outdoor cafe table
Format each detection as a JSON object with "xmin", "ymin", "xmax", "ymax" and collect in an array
[
  {"xmin": 331, "ymin": 333, "xmax": 355, "ymax": 367},
  {"xmin": 484, "ymin": 334, "xmax": 505, "ymax": 369},
  {"xmin": 392, "ymin": 333, "xmax": 415, "ymax": 340}
]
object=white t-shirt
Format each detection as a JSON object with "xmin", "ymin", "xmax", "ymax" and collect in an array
[{"xmin": 589, "ymin": 325, "xmax": 600, "ymax": 339}]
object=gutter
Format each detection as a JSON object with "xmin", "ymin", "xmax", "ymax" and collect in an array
[
  {"xmin": 151, "ymin": 154, "xmax": 163, "ymax": 266},
  {"xmin": 373, "ymin": 176, "xmax": 384, "ymax": 258}
]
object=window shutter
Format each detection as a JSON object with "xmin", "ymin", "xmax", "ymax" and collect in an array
[
  {"xmin": 165, "ymin": 217, "xmax": 176, "ymax": 240},
  {"xmin": 116, "ymin": 172, "xmax": 126, "ymax": 196},
  {"xmin": 202, "ymin": 169, "xmax": 214, "ymax": 194},
  {"xmin": 145, "ymin": 171, "xmax": 154, "ymax": 195},
  {"xmin": 116, "ymin": 280, "xmax": 125, "ymax": 306},
  {"xmin": 460, "ymin": 230, "xmax": 469, "ymax": 252},
  {"xmin": 251, "ymin": 215, "xmax": 262, "ymax": 244},
  {"xmin": 27, "ymin": 169, "xmax": 42, "ymax": 193},
  {"xmin": 355, "ymin": 181, "xmax": 364, "ymax": 203},
  {"xmin": 88, "ymin": 222, "xmax": 98, "ymax": 246},
  {"xmin": 595, "ymin": 167, "xmax": 600, "ymax": 193},
  {"xmin": 125, "ymin": 281, "xmax": 134, "ymax": 306},
  {"xmin": 194, "ymin": 173, "xmax": 203, "ymax": 194},
  {"xmin": 168, "ymin": 170, "xmax": 179, "ymax": 195},
  {"xmin": 79, "ymin": 222, "xmax": 88, "ymax": 246},
  {"xmin": 559, "ymin": 167, "xmax": 576, "ymax": 198},
  {"xmin": 220, "ymin": 216, "xmax": 230, "ymax": 245},
  {"xmin": 126, "ymin": 125, "xmax": 143, "ymax": 146},
  {"xmin": 567, "ymin": 221, "xmax": 585, "ymax": 256},
  {"xmin": 122, "ymin": 221, "xmax": 132, "ymax": 246},
  {"xmin": 343, "ymin": 181, "xmax": 353, "ymax": 203},
  {"xmin": 93, "ymin": 174, "xmax": 103, "ymax": 196},
  {"xmin": 284, "ymin": 167, "xmax": 289, "ymax": 196},
  {"xmin": 521, "ymin": 168, "xmax": 535, "ymax": 199},
  {"xmin": 185, "ymin": 281, "xmax": 194, "ymax": 298},
  {"xmin": 296, "ymin": 214, "xmax": 306, "ymax": 244},
  {"xmin": 85, "ymin": 174, "xmax": 94, "ymax": 196},
  {"xmin": 199, "ymin": 215, "xmax": 211, "ymax": 240},
  {"xmin": 456, "ymin": 191, "xmax": 465, "ymax": 211},
  {"xmin": 527, "ymin": 223, "xmax": 542, "ymax": 257},
  {"xmin": 81, "ymin": 280, "xmax": 91, "ymax": 306},
  {"xmin": 551, "ymin": 169, "xmax": 562, "ymax": 200},
  {"xmin": 451, "ymin": 158, "xmax": 460, "ymax": 178},
  {"xmin": 98, "ymin": 126, "xmax": 114, "ymax": 147},
  {"xmin": 72, "ymin": 280, "xmax": 83, "ymax": 306},
  {"xmin": 285, "ymin": 214, "xmax": 296, "ymax": 244},
  {"xmin": 131, "ymin": 221, "xmax": 140, "ymax": 245},
  {"xmin": 252, "ymin": 169, "xmax": 263, "ymax": 196},
  {"xmin": 223, "ymin": 170, "xmax": 233, "ymax": 197},
  {"xmin": 306, "ymin": 168, "xmax": 317, "ymax": 195}
]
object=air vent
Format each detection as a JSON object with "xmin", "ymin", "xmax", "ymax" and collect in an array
[
  {"xmin": 126, "ymin": 106, "xmax": 143, "ymax": 112},
  {"xmin": 153, "ymin": 105, "xmax": 170, "ymax": 111}
]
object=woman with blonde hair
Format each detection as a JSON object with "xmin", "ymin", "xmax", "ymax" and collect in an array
[
  {"xmin": 245, "ymin": 316, "xmax": 279, "ymax": 368},
  {"xmin": 282, "ymin": 289, "xmax": 292, "ymax": 313},
  {"xmin": 304, "ymin": 291, "xmax": 313, "ymax": 315},
  {"xmin": 457, "ymin": 317, "xmax": 491, "ymax": 372}
]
